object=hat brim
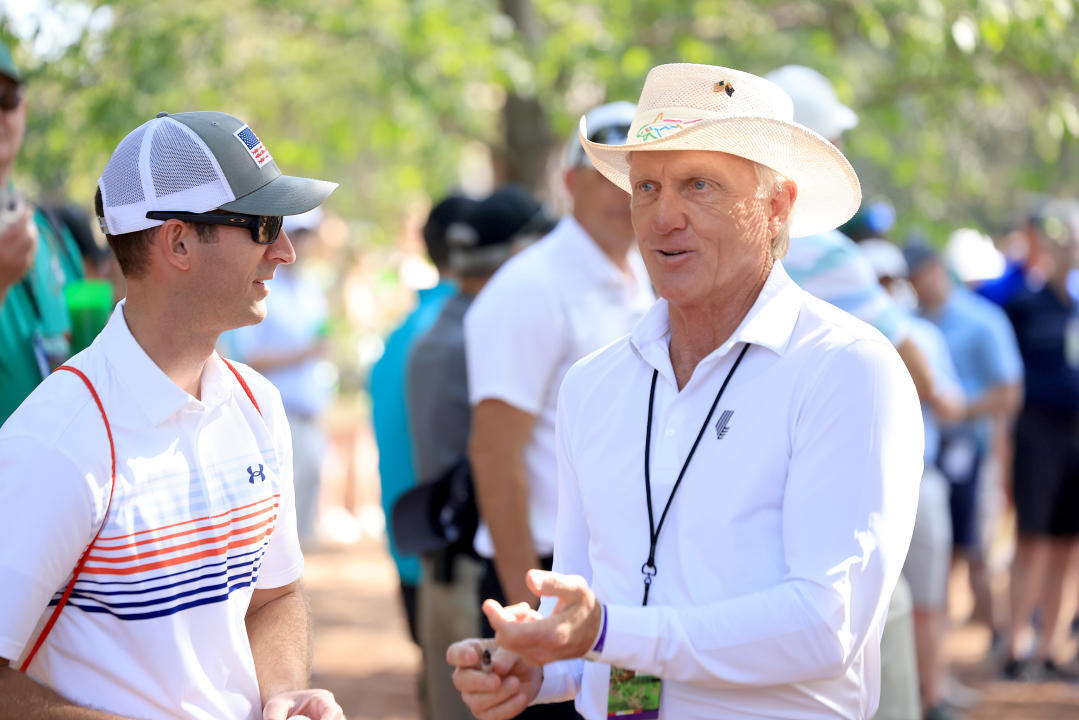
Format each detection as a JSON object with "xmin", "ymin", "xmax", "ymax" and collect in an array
[
  {"xmin": 581, "ymin": 115, "xmax": 861, "ymax": 239},
  {"xmin": 220, "ymin": 173, "xmax": 338, "ymax": 216}
]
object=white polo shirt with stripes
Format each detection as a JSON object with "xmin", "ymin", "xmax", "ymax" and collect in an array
[{"xmin": 0, "ymin": 301, "xmax": 304, "ymax": 719}]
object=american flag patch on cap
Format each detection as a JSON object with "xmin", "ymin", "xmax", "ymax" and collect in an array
[{"xmin": 233, "ymin": 125, "xmax": 273, "ymax": 168}]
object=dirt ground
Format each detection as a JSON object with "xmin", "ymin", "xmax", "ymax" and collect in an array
[{"xmin": 303, "ymin": 538, "xmax": 1079, "ymax": 720}]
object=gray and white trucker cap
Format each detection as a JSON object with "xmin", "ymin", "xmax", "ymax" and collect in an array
[{"xmin": 97, "ymin": 111, "xmax": 338, "ymax": 235}]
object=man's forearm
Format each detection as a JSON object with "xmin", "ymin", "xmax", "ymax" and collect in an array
[
  {"xmin": 472, "ymin": 448, "xmax": 542, "ymax": 608},
  {"xmin": 966, "ymin": 382, "xmax": 1023, "ymax": 421},
  {"xmin": 0, "ymin": 665, "xmax": 133, "ymax": 719},
  {"xmin": 895, "ymin": 336, "xmax": 935, "ymax": 402},
  {"xmin": 246, "ymin": 585, "xmax": 311, "ymax": 704}
]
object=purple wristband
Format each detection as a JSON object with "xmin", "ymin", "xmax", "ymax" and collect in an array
[{"xmin": 592, "ymin": 603, "xmax": 608, "ymax": 653}]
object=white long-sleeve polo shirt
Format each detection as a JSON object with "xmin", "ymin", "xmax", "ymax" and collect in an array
[{"xmin": 536, "ymin": 261, "xmax": 923, "ymax": 719}]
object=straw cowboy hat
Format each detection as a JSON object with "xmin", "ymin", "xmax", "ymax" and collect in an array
[{"xmin": 580, "ymin": 63, "xmax": 862, "ymax": 238}]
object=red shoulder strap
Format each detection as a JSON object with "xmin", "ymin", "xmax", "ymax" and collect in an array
[
  {"xmin": 222, "ymin": 358, "xmax": 262, "ymax": 416},
  {"xmin": 20, "ymin": 365, "xmax": 116, "ymax": 672}
]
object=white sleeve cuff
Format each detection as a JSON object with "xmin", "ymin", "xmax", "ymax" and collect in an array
[{"xmin": 531, "ymin": 659, "xmax": 582, "ymax": 705}]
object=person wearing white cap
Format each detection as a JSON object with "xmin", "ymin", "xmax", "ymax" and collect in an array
[
  {"xmin": 462, "ymin": 99, "xmax": 654, "ymax": 696},
  {"xmin": 0, "ymin": 111, "xmax": 342, "ymax": 719},
  {"xmin": 447, "ymin": 63, "xmax": 922, "ymax": 719}
]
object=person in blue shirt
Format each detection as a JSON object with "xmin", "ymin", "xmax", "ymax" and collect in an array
[
  {"xmin": 1002, "ymin": 198, "xmax": 1079, "ymax": 680},
  {"xmin": 905, "ymin": 241, "xmax": 1024, "ymax": 662},
  {"xmin": 370, "ymin": 195, "xmax": 472, "ymax": 644}
]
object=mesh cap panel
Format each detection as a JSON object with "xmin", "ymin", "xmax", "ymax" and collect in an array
[
  {"xmin": 150, "ymin": 120, "xmax": 228, "ymax": 200},
  {"xmin": 98, "ymin": 116, "xmax": 236, "ymax": 235},
  {"xmin": 101, "ymin": 125, "xmax": 147, "ymax": 207}
]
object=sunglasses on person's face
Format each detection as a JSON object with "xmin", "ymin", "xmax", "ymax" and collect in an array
[
  {"xmin": 0, "ymin": 79, "xmax": 24, "ymax": 112},
  {"xmin": 145, "ymin": 211, "xmax": 284, "ymax": 245},
  {"xmin": 588, "ymin": 124, "xmax": 632, "ymax": 145}
]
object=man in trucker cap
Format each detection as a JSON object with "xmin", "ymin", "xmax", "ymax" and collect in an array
[{"xmin": 0, "ymin": 111, "xmax": 343, "ymax": 720}]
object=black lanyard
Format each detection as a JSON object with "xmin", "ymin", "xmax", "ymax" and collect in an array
[{"xmin": 641, "ymin": 342, "xmax": 749, "ymax": 606}]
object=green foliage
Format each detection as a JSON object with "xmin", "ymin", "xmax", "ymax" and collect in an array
[{"xmin": 4, "ymin": 0, "xmax": 1078, "ymax": 243}]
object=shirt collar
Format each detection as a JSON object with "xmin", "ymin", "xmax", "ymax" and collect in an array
[
  {"xmin": 630, "ymin": 260, "xmax": 804, "ymax": 377},
  {"xmin": 100, "ymin": 300, "xmax": 236, "ymax": 425}
]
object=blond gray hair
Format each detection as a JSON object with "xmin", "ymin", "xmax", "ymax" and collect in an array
[{"xmin": 754, "ymin": 163, "xmax": 792, "ymax": 258}]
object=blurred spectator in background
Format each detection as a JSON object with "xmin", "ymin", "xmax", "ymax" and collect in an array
[
  {"xmin": 222, "ymin": 208, "xmax": 334, "ymax": 544},
  {"xmin": 864, "ymin": 239, "xmax": 966, "ymax": 720},
  {"xmin": 40, "ymin": 202, "xmax": 124, "ymax": 300},
  {"xmin": 406, "ymin": 185, "xmax": 553, "ymax": 720},
  {"xmin": 463, "ymin": 100, "xmax": 653, "ymax": 718},
  {"xmin": 904, "ymin": 240, "xmax": 1024, "ymax": 661},
  {"xmin": 1002, "ymin": 198, "xmax": 1079, "ymax": 681},
  {"xmin": 977, "ymin": 201, "xmax": 1060, "ymax": 307},
  {"xmin": 766, "ymin": 65, "xmax": 939, "ymax": 720},
  {"xmin": 371, "ymin": 194, "xmax": 469, "ymax": 645},
  {"xmin": 0, "ymin": 39, "xmax": 84, "ymax": 425},
  {"xmin": 840, "ymin": 200, "xmax": 897, "ymax": 244}
]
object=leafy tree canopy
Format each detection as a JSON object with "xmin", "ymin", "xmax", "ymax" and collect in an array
[{"xmin": 3, "ymin": 0, "xmax": 1077, "ymax": 244}]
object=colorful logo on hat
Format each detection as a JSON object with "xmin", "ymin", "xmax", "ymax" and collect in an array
[
  {"xmin": 635, "ymin": 112, "xmax": 703, "ymax": 141},
  {"xmin": 234, "ymin": 125, "xmax": 273, "ymax": 168}
]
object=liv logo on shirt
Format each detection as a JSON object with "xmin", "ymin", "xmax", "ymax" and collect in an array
[
  {"xmin": 247, "ymin": 464, "xmax": 266, "ymax": 483},
  {"xmin": 714, "ymin": 410, "xmax": 734, "ymax": 440}
]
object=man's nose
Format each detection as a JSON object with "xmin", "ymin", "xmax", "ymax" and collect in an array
[
  {"xmin": 650, "ymin": 190, "xmax": 687, "ymax": 236},
  {"xmin": 268, "ymin": 228, "xmax": 297, "ymax": 264}
]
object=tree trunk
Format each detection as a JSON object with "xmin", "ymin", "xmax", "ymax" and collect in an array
[{"xmin": 498, "ymin": 0, "xmax": 555, "ymax": 194}]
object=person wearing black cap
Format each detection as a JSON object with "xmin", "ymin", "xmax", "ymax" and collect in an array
[
  {"xmin": 372, "ymin": 192, "xmax": 478, "ymax": 651},
  {"xmin": 405, "ymin": 184, "xmax": 553, "ymax": 720},
  {"xmin": 0, "ymin": 111, "xmax": 341, "ymax": 718},
  {"xmin": 0, "ymin": 39, "xmax": 86, "ymax": 425}
]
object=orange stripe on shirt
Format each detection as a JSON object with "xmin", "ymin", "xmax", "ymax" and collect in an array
[
  {"xmin": 82, "ymin": 525, "xmax": 277, "ymax": 576},
  {"xmin": 93, "ymin": 499, "xmax": 280, "ymax": 553},
  {"xmin": 95, "ymin": 494, "xmax": 280, "ymax": 543},
  {"xmin": 86, "ymin": 508, "xmax": 279, "ymax": 565}
]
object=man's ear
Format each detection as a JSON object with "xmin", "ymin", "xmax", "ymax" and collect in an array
[
  {"xmin": 769, "ymin": 179, "xmax": 798, "ymax": 235},
  {"xmin": 563, "ymin": 166, "xmax": 579, "ymax": 197},
  {"xmin": 158, "ymin": 220, "xmax": 194, "ymax": 272}
]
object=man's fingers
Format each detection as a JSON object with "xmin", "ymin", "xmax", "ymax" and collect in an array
[
  {"xmin": 525, "ymin": 569, "xmax": 588, "ymax": 601},
  {"xmin": 453, "ymin": 666, "xmax": 503, "ymax": 695},
  {"xmin": 446, "ymin": 637, "xmax": 489, "ymax": 669},
  {"xmin": 488, "ymin": 645, "xmax": 522, "ymax": 676}
]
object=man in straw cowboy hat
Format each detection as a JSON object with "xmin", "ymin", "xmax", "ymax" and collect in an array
[{"xmin": 446, "ymin": 63, "xmax": 923, "ymax": 719}]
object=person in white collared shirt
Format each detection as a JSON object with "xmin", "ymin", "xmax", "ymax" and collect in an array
[
  {"xmin": 464, "ymin": 101, "xmax": 654, "ymax": 634},
  {"xmin": 448, "ymin": 63, "xmax": 922, "ymax": 720},
  {"xmin": 0, "ymin": 111, "xmax": 342, "ymax": 719}
]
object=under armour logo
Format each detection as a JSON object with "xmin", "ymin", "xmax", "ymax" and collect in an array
[
  {"xmin": 247, "ymin": 464, "xmax": 266, "ymax": 483},
  {"xmin": 714, "ymin": 410, "xmax": 734, "ymax": 439}
]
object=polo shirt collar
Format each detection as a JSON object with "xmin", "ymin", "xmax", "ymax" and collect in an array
[
  {"xmin": 100, "ymin": 300, "xmax": 235, "ymax": 425},
  {"xmin": 630, "ymin": 260, "xmax": 803, "ymax": 378}
]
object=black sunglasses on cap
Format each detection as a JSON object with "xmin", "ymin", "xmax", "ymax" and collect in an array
[
  {"xmin": 0, "ymin": 78, "xmax": 24, "ymax": 112},
  {"xmin": 145, "ymin": 211, "xmax": 284, "ymax": 245}
]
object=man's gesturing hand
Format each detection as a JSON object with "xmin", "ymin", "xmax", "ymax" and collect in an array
[
  {"xmin": 263, "ymin": 688, "xmax": 344, "ymax": 720},
  {"xmin": 482, "ymin": 569, "xmax": 603, "ymax": 666},
  {"xmin": 446, "ymin": 638, "xmax": 542, "ymax": 720}
]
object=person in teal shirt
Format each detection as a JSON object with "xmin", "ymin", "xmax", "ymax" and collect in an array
[
  {"xmin": 370, "ymin": 194, "xmax": 473, "ymax": 643},
  {"xmin": 0, "ymin": 39, "xmax": 83, "ymax": 425}
]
